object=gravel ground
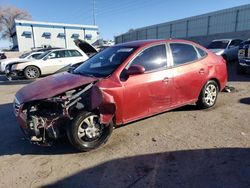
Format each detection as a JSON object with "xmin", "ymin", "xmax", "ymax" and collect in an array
[{"xmin": 0, "ymin": 63, "xmax": 250, "ymax": 188}]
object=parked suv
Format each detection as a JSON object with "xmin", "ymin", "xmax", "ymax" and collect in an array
[
  {"xmin": 237, "ymin": 39, "xmax": 250, "ymax": 74},
  {"xmin": 207, "ymin": 39, "xmax": 243, "ymax": 62}
]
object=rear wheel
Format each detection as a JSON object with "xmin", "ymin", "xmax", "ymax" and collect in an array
[
  {"xmin": 67, "ymin": 111, "xmax": 113, "ymax": 152},
  {"xmin": 24, "ymin": 66, "xmax": 40, "ymax": 79},
  {"xmin": 197, "ymin": 80, "xmax": 219, "ymax": 109}
]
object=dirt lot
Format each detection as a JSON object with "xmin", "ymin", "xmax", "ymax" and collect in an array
[{"xmin": 0, "ymin": 63, "xmax": 250, "ymax": 188}]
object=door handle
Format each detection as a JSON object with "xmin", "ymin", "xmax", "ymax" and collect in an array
[{"xmin": 199, "ymin": 68, "xmax": 205, "ymax": 74}]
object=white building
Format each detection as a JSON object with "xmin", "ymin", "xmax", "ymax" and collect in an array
[{"xmin": 12, "ymin": 20, "xmax": 99, "ymax": 52}]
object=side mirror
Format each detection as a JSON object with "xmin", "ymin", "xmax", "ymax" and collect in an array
[{"xmin": 127, "ymin": 65, "xmax": 145, "ymax": 75}]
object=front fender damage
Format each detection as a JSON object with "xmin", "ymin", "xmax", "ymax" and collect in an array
[{"xmin": 20, "ymin": 83, "xmax": 116, "ymax": 146}]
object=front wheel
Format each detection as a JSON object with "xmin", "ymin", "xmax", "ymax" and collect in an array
[
  {"xmin": 24, "ymin": 66, "xmax": 40, "ymax": 79},
  {"xmin": 67, "ymin": 111, "xmax": 113, "ymax": 152},
  {"xmin": 197, "ymin": 80, "xmax": 219, "ymax": 109}
]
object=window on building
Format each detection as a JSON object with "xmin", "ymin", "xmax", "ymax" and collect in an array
[
  {"xmin": 43, "ymin": 32, "xmax": 51, "ymax": 39},
  {"xmin": 58, "ymin": 33, "xmax": 65, "ymax": 38},
  {"xmin": 72, "ymin": 33, "xmax": 80, "ymax": 38},
  {"xmin": 85, "ymin": 34, "xmax": 92, "ymax": 40},
  {"xmin": 170, "ymin": 43, "xmax": 199, "ymax": 66},
  {"xmin": 130, "ymin": 44, "xmax": 167, "ymax": 72},
  {"xmin": 22, "ymin": 31, "xmax": 32, "ymax": 38}
]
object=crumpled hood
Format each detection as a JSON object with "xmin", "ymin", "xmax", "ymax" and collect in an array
[{"xmin": 15, "ymin": 72, "xmax": 98, "ymax": 104}]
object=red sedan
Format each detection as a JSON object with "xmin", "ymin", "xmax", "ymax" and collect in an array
[{"xmin": 14, "ymin": 39, "xmax": 227, "ymax": 151}]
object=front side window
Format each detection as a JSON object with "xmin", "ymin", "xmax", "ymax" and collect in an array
[
  {"xmin": 130, "ymin": 44, "xmax": 167, "ymax": 72},
  {"xmin": 170, "ymin": 43, "xmax": 199, "ymax": 66}
]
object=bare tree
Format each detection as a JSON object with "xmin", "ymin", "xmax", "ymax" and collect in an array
[{"xmin": 0, "ymin": 5, "xmax": 32, "ymax": 44}]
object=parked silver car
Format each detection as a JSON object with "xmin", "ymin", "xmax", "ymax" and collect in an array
[{"xmin": 207, "ymin": 39, "xmax": 243, "ymax": 62}]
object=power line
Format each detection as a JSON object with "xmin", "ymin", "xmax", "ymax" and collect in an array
[{"xmin": 93, "ymin": 0, "xmax": 96, "ymax": 25}]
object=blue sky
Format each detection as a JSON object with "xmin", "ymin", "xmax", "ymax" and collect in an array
[{"xmin": 0, "ymin": 0, "xmax": 250, "ymax": 48}]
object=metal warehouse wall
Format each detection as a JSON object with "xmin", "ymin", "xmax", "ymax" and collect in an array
[{"xmin": 115, "ymin": 4, "xmax": 250, "ymax": 46}]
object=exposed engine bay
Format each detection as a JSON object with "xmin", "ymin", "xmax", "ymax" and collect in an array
[{"xmin": 19, "ymin": 82, "xmax": 115, "ymax": 146}]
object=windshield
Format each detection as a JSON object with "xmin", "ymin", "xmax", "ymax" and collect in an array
[
  {"xmin": 207, "ymin": 41, "xmax": 229, "ymax": 49},
  {"xmin": 35, "ymin": 51, "xmax": 51, "ymax": 60},
  {"xmin": 19, "ymin": 52, "xmax": 31, "ymax": 59},
  {"xmin": 74, "ymin": 46, "xmax": 137, "ymax": 77}
]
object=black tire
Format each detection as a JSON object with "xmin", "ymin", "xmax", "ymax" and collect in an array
[
  {"xmin": 24, "ymin": 66, "xmax": 40, "ymax": 79},
  {"xmin": 236, "ymin": 64, "xmax": 247, "ymax": 75},
  {"xmin": 197, "ymin": 80, "xmax": 219, "ymax": 109},
  {"xmin": 67, "ymin": 111, "xmax": 113, "ymax": 152},
  {"xmin": 222, "ymin": 55, "xmax": 228, "ymax": 63}
]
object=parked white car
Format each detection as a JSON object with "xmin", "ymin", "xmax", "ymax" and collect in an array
[
  {"xmin": 0, "ymin": 51, "xmax": 43, "ymax": 73},
  {"xmin": 5, "ymin": 48, "xmax": 92, "ymax": 79},
  {"xmin": 207, "ymin": 39, "xmax": 243, "ymax": 62}
]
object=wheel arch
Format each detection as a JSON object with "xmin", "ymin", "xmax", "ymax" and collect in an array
[
  {"xmin": 208, "ymin": 78, "xmax": 221, "ymax": 91},
  {"xmin": 24, "ymin": 65, "xmax": 42, "ymax": 76}
]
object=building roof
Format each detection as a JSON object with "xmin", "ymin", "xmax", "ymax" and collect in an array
[{"xmin": 14, "ymin": 20, "xmax": 98, "ymax": 30}]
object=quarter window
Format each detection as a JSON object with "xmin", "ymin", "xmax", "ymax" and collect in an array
[
  {"xmin": 130, "ymin": 44, "xmax": 167, "ymax": 72},
  {"xmin": 196, "ymin": 47, "xmax": 207, "ymax": 58},
  {"xmin": 170, "ymin": 43, "xmax": 199, "ymax": 66},
  {"xmin": 68, "ymin": 50, "xmax": 82, "ymax": 57}
]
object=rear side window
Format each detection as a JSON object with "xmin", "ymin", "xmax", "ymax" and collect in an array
[
  {"xmin": 130, "ymin": 44, "xmax": 167, "ymax": 72},
  {"xmin": 170, "ymin": 43, "xmax": 199, "ymax": 66},
  {"xmin": 66, "ymin": 50, "xmax": 82, "ymax": 57},
  {"xmin": 196, "ymin": 47, "xmax": 207, "ymax": 58},
  {"xmin": 230, "ymin": 39, "xmax": 243, "ymax": 47}
]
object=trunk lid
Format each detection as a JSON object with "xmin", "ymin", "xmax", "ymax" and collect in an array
[{"xmin": 74, "ymin": 39, "xmax": 98, "ymax": 57}]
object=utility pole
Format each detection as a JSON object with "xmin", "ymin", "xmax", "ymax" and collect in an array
[{"xmin": 93, "ymin": 0, "xmax": 96, "ymax": 25}]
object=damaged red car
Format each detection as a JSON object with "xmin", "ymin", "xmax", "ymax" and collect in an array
[{"xmin": 14, "ymin": 39, "xmax": 227, "ymax": 151}]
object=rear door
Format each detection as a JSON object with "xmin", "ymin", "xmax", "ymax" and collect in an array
[
  {"xmin": 121, "ymin": 44, "xmax": 173, "ymax": 123},
  {"xmin": 42, "ymin": 50, "xmax": 67, "ymax": 74},
  {"xmin": 65, "ymin": 49, "xmax": 88, "ymax": 65},
  {"xmin": 169, "ymin": 43, "xmax": 207, "ymax": 106}
]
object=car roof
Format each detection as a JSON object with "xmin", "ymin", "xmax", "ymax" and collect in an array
[
  {"xmin": 115, "ymin": 39, "xmax": 199, "ymax": 48},
  {"xmin": 212, "ymin": 39, "xmax": 242, "ymax": 42}
]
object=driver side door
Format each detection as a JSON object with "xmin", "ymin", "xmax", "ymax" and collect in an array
[{"xmin": 121, "ymin": 44, "xmax": 173, "ymax": 123}]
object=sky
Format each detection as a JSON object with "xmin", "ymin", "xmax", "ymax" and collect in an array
[{"xmin": 0, "ymin": 0, "xmax": 250, "ymax": 48}]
